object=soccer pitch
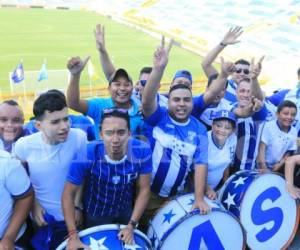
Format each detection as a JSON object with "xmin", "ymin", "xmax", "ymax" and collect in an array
[{"xmin": 0, "ymin": 7, "xmax": 207, "ymax": 93}]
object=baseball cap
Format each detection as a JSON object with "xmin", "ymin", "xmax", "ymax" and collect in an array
[
  {"xmin": 109, "ymin": 68, "xmax": 132, "ymax": 85},
  {"xmin": 212, "ymin": 110, "xmax": 236, "ymax": 127},
  {"xmin": 173, "ymin": 70, "xmax": 193, "ymax": 84}
]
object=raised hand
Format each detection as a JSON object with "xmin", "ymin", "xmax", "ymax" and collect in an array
[
  {"xmin": 220, "ymin": 57, "xmax": 236, "ymax": 77},
  {"xmin": 153, "ymin": 36, "xmax": 173, "ymax": 69},
  {"xmin": 251, "ymin": 96, "xmax": 263, "ymax": 112},
  {"xmin": 94, "ymin": 24, "xmax": 106, "ymax": 52},
  {"xmin": 221, "ymin": 26, "xmax": 243, "ymax": 46},
  {"xmin": 118, "ymin": 227, "xmax": 135, "ymax": 245},
  {"xmin": 250, "ymin": 56, "xmax": 265, "ymax": 79},
  {"xmin": 67, "ymin": 56, "xmax": 90, "ymax": 76}
]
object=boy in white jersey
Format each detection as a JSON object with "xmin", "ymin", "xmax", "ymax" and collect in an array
[
  {"xmin": 14, "ymin": 90, "xmax": 87, "ymax": 249},
  {"xmin": 142, "ymin": 37, "xmax": 211, "ymax": 215},
  {"xmin": 206, "ymin": 110, "xmax": 237, "ymax": 199},
  {"xmin": 258, "ymin": 100, "xmax": 297, "ymax": 172}
]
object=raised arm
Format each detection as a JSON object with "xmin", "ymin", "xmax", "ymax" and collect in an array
[
  {"xmin": 142, "ymin": 37, "xmax": 172, "ymax": 117},
  {"xmin": 201, "ymin": 26, "xmax": 243, "ymax": 77},
  {"xmin": 203, "ymin": 57, "xmax": 234, "ymax": 104},
  {"xmin": 66, "ymin": 56, "xmax": 90, "ymax": 114},
  {"xmin": 94, "ymin": 24, "xmax": 116, "ymax": 80},
  {"xmin": 249, "ymin": 56, "xmax": 265, "ymax": 101},
  {"xmin": 257, "ymin": 141, "xmax": 268, "ymax": 170}
]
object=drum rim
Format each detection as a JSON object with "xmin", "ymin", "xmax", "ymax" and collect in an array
[
  {"xmin": 56, "ymin": 224, "xmax": 151, "ymax": 250},
  {"xmin": 158, "ymin": 207, "xmax": 247, "ymax": 250},
  {"xmin": 238, "ymin": 173, "xmax": 300, "ymax": 249}
]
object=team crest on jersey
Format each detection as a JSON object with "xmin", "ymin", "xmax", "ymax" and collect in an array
[
  {"xmin": 112, "ymin": 175, "xmax": 120, "ymax": 185},
  {"xmin": 187, "ymin": 131, "xmax": 196, "ymax": 141}
]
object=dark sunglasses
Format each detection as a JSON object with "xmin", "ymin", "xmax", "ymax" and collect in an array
[
  {"xmin": 235, "ymin": 68, "xmax": 250, "ymax": 75},
  {"xmin": 103, "ymin": 108, "xmax": 128, "ymax": 115},
  {"xmin": 139, "ymin": 80, "xmax": 147, "ymax": 86}
]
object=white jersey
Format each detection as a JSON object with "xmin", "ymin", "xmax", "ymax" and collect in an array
[
  {"xmin": 261, "ymin": 120, "xmax": 297, "ymax": 168},
  {"xmin": 0, "ymin": 150, "xmax": 31, "ymax": 239},
  {"xmin": 14, "ymin": 128, "xmax": 87, "ymax": 221},
  {"xmin": 207, "ymin": 131, "xmax": 236, "ymax": 189}
]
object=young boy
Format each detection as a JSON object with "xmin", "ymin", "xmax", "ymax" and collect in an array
[{"xmin": 258, "ymin": 100, "xmax": 297, "ymax": 172}]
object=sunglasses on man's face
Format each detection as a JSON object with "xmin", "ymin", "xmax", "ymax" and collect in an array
[
  {"xmin": 235, "ymin": 68, "xmax": 250, "ymax": 75},
  {"xmin": 102, "ymin": 108, "xmax": 128, "ymax": 115},
  {"xmin": 139, "ymin": 80, "xmax": 147, "ymax": 87}
]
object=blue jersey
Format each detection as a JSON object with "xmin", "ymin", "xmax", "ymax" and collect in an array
[
  {"xmin": 268, "ymin": 89, "xmax": 290, "ymax": 106},
  {"xmin": 224, "ymin": 79, "xmax": 238, "ymax": 103},
  {"xmin": 145, "ymin": 105, "xmax": 208, "ymax": 197},
  {"xmin": 231, "ymin": 103, "xmax": 268, "ymax": 170},
  {"xmin": 87, "ymin": 97, "xmax": 142, "ymax": 139},
  {"xmin": 66, "ymin": 138, "xmax": 152, "ymax": 217}
]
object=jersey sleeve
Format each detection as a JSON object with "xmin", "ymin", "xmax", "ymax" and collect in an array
[
  {"xmin": 138, "ymin": 141, "xmax": 153, "ymax": 175},
  {"xmin": 252, "ymin": 103, "xmax": 268, "ymax": 121},
  {"xmin": 144, "ymin": 105, "xmax": 166, "ymax": 127},
  {"xmin": 260, "ymin": 122, "xmax": 271, "ymax": 146},
  {"xmin": 191, "ymin": 94, "xmax": 207, "ymax": 118},
  {"xmin": 5, "ymin": 157, "xmax": 31, "ymax": 198},
  {"xmin": 13, "ymin": 137, "xmax": 27, "ymax": 162},
  {"xmin": 66, "ymin": 142, "xmax": 94, "ymax": 185},
  {"xmin": 267, "ymin": 89, "xmax": 289, "ymax": 106},
  {"xmin": 193, "ymin": 126, "xmax": 208, "ymax": 166}
]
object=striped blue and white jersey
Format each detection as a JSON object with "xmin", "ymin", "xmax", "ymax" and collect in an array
[
  {"xmin": 231, "ymin": 103, "xmax": 268, "ymax": 170},
  {"xmin": 145, "ymin": 106, "xmax": 208, "ymax": 197},
  {"xmin": 67, "ymin": 138, "xmax": 152, "ymax": 217},
  {"xmin": 224, "ymin": 79, "xmax": 238, "ymax": 104}
]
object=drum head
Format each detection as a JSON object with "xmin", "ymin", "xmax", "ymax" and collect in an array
[
  {"xmin": 56, "ymin": 224, "xmax": 151, "ymax": 250},
  {"xmin": 160, "ymin": 209, "xmax": 245, "ymax": 250},
  {"xmin": 240, "ymin": 173, "xmax": 300, "ymax": 250}
]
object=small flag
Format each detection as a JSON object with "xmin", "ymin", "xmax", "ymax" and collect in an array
[
  {"xmin": 37, "ymin": 62, "xmax": 48, "ymax": 81},
  {"xmin": 11, "ymin": 63, "xmax": 24, "ymax": 83},
  {"xmin": 87, "ymin": 59, "xmax": 99, "ymax": 81}
]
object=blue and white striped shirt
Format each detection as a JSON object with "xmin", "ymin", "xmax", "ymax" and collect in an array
[
  {"xmin": 145, "ymin": 106, "xmax": 208, "ymax": 197},
  {"xmin": 67, "ymin": 138, "xmax": 152, "ymax": 217}
]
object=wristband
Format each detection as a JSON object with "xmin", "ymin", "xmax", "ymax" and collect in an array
[
  {"xmin": 75, "ymin": 205, "xmax": 83, "ymax": 211},
  {"xmin": 128, "ymin": 219, "xmax": 138, "ymax": 229},
  {"xmin": 220, "ymin": 42, "xmax": 227, "ymax": 47}
]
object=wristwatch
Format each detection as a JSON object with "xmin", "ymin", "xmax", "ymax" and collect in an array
[{"xmin": 128, "ymin": 219, "xmax": 138, "ymax": 229}]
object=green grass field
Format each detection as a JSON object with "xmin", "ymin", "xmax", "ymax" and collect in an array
[{"xmin": 0, "ymin": 7, "xmax": 208, "ymax": 93}]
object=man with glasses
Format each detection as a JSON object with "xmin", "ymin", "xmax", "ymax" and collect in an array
[{"xmin": 62, "ymin": 108, "xmax": 152, "ymax": 248}]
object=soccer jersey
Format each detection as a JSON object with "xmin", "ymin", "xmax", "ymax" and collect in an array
[
  {"xmin": 207, "ymin": 131, "xmax": 236, "ymax": 189},
  {"xmin": 131, "ymin": 92, "xmax": 168, "ymax": 108},
  {"xmin": 231, "ymin": 103, "xmax": 268, "ymax": 170},
  {"xmin": 261, "ymin": 120, "xmax": 297, "ymax": 168},
  {"xmin": 0, "ymin": 150, "xmax": 31, "ymax": 239},
  {"xmin": 14, "ymin": 129, "xmax": 87, "ymax": 221},
  {"xmin": 224, "ymin": 79, "xmax": 238, "ymax": 104},
  {"xmin": 86, "ymin": 97, "xmax": 142, "ymax": 138},
  {"xmin": 145, "ymin": 105, "xmax": 208, "ymax": 197},
  {"xmin": 67, "ymin": 138, "xmax": 152, "ymax": 217}
]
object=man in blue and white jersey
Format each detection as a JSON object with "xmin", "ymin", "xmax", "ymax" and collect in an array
[
  {"xmin": 62, "ymin": 108, "xmax": 151, "ymax": 248},
  {"xmin": 142, "ymin": 37, "xmax": 213, "ymax": 215},
  {"xmin": 231, "ymin": 68, "xmax": 268, "ymax": 170}
]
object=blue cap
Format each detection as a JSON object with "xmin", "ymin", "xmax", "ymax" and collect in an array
[
  {"xmin": 212, "ymin": 110, "xmax": 236, "ymax": 125},
  {"xmin": 173, "ymin": 70, "xmax": 193, "ymax": 84}
]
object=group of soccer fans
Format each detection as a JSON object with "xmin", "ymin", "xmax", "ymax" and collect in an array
[{"xmin": 1, "ymin": 24, "xmax": 300, "ymax": 250}]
